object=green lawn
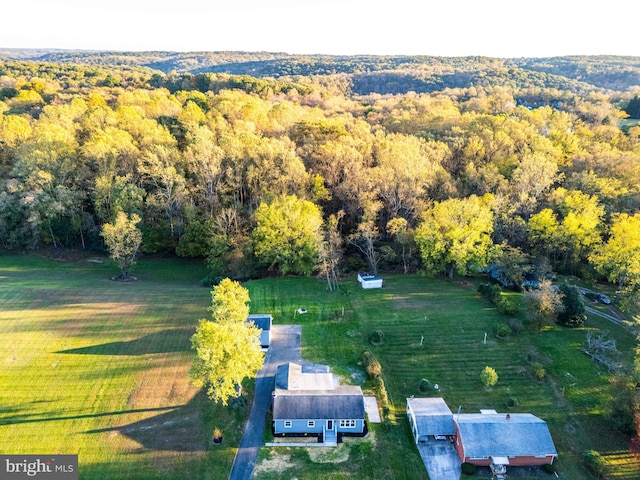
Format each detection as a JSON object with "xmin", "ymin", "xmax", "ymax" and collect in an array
[
  {"xmin": 247, "ymin": 275, "xmax": 640, "ymax": 479},
  {"xmin": 0, "ymin": 254, "xmax": 246, "ymax": 479},
  {"xmin": 1, "ymin": 257, "xmax": 638, "ymax": 479}
]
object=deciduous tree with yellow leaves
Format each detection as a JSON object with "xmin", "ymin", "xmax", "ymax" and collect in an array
[{"xmin": 189, "ymin": 279, "xmax": 264, "ymax": 405}]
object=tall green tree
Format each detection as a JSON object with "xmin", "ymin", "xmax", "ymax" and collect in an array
[
  {"xmin": 100, "ymin": 211, "xmax": 143, "ymax": 279},
  {"xmin": 189, "ymin": 279, "xmax": 264, "ymax": 405},
  {"xmin": 608, "ymin": 374, "xmax": 640, "ymax": 435},
  {"xmin": 204, "ymin": 206, "xmax": 255, "ymax": 281},
  {"xmin": 557, "ymin": 283, "xmax": 586, "ymax": 327},
  {"xmin": 415, "ymin": 194, "xmax": 496, "ymax": 278},
  {"xmin": 252, "ymin": 195, "xmax": 323, "ymax": 275},
  {"xmin": 625, "ymin": 95, "xmax": 640, "ymax": 119}
]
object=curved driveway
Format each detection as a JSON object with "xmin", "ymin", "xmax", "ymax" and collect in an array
[{"xmin": 228, "ymin": 325, "xmax": 303, "ymax": 480}]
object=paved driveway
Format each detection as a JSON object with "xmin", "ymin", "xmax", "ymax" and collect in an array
[
  {"xmin": 228, "ymin": 325, "xmax": 302, "ymax": 480},
  {"xmin": 364, "ymin": 396, "xmax": 381, "ymax": 423},
  {"xmin": 417, "ymin": 439, "xmax": 461, "ymax": 480}
]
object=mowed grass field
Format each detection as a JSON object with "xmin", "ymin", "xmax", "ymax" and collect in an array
[
  {"xmin": 246, "ymin": 275, "xmax": 640, "ymax": 479},
  {"xmin": 0, "ymin": 254, "xmax": 250, "ymax": 480},
  {"xmin": 2, "ymin": 255, "xmax": 639, "ymax": 479}
]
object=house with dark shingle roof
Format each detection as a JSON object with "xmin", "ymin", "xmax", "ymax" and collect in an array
[{"xmin": 272, "ymin": 363, "xmax": 367, "ymax": 444}]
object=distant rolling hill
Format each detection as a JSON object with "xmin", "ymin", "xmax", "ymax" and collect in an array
[{"xmin": 1, "ymin": 49, "xmax": 639, "ymax": 95}]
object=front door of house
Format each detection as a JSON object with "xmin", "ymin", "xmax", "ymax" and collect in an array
[{"xmin": 326, "ymin": 420, "xmax": 333, "ymax": 431}]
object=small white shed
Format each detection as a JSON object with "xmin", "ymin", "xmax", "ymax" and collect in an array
[{"xmin": 357, "ymin": 273, "xmax": 383, "ymax": 289}]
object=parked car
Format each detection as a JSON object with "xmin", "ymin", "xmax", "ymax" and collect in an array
[{"xmin": 596, "ymin": 293, "xmax": 611, "ymax": 304}]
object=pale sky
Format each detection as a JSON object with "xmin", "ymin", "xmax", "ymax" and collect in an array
[{"xmin": 2, "ymin": 0, "xmax": 639, "ymax": 57}]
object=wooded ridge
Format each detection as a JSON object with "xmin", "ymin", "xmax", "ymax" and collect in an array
[
  {"xmin": 2, "ymin": 49, "xmax": 639, "ymax": 93},
  {"xmin": 1, "ymin": 52, "xmax": 640, "ymax": 306}
]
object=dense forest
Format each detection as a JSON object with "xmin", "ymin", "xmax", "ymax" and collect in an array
[
  {"xmin": 1, "ymin": 51, "xmax": 640, "ymax": 308},
  {"xmin": 2, "ymin": 49, "xmax": 640, "ymax": 94}
]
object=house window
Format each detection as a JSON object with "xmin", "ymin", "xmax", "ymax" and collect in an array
[
  {"xmin": 307, "ymin": 421, "xmax": 315, "ymax": 428},
  {"xmin": 284, "ymin": 421, "xmax": 292, "ymax": 428},
  {"xmin": 339, "ymin": 419, "xmax": 356, "ymax": 428}
]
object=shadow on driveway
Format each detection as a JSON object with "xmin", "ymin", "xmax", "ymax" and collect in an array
[{"xmin": 417, "ymin": 438, "xmax": 461, "ymax": 480}]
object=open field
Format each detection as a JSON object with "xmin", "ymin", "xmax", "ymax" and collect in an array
[
  {"xmin": 247, "ymin": 275, "xmax": 640, "ymax": 479},
  {"xmin": 1, "ymin": 255, "xmax": 639, "ymax": 479},
  {"xmin": 0, "ymin": 254, "xmax": 249, "ymax": 480}
]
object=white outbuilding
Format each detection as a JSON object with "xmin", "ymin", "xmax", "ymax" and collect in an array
[{"xmin": 357, "ymin": 273, "xmax": 383, "ymax": 289}]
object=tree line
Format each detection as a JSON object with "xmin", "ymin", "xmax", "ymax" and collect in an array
[
  {"xmin": 1, "ymin": 59, "xmax": 640, "ymax": 308},
  {"xmin": 3, "ymin": 50, "xmax": 640, "ymax": 95}
]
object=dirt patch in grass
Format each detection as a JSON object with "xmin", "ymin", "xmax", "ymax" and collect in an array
[
  {"xmin": 127, "ymin": 360, "xmax": 196, "ymax": 408},
  {"xmin": 269, "ymin": 436, "xmax": 320, "ymax": 445},
  {"xmin": 307, "ymin": 445, "xmax": 350, "ymax": 463},
  {"xmin": 254, "ymin": 452, "xmax": 296, "ymax": 475},
  {"xmin": 308, "ymin": 432, "xmax": 377, "ymax": 465}
]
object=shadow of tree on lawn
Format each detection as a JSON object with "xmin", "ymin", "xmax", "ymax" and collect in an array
[
  {"xmin": 0, "ymin": 405, "xmax": 181, "ymax": 427},
  {"xmin": 56, "ymin": 328, "xmax": 193, "ymax": 356},
  {"xmin": 84, "ymin": 391, "xmax": 210, "ymax": 452}
]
